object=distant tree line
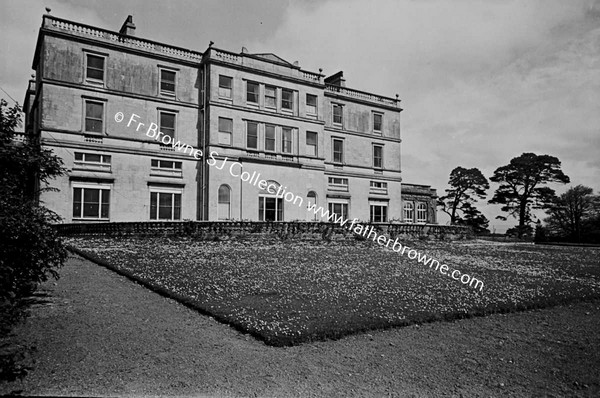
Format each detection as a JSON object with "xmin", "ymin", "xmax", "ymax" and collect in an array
[{"xmin": 438, "ymin": 152, "xmax": 599, "ymax": 243}]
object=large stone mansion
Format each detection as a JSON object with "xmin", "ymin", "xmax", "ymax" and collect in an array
[{"xmin": 22, "ymin": 14, "xmax": 437, "ymax": 224}]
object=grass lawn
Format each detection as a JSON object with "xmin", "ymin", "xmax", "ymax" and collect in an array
[{"xmin": 67, "ymin": 237, "xmax": 600, "ymax": 346}]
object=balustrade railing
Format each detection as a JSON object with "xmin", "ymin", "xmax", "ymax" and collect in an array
[{"xmin": 54, "ymin": 221, "xmax": 472, "ymax": 240}]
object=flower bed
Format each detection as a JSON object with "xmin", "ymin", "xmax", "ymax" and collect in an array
[{"xmin": 67, "ymin": 237, "xmax": 600, "ymax": 346}]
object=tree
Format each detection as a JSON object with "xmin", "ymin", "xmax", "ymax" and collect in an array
[
  {"xmin": 0, "ymin": 99, "xmax": 67, "ymax": 302},
  {"xmin": 456, "ymin": 202, "xmax": 490, "ymax": 234},
  {"xmin": 489, "ymin": 153, "xmax": 569, "ymax": 238},
  {"xmin": 544, "ymin": 185, "xmax": 598, "ymax": 242},
  {"xmin": 438, "ymin": 166, "xmax": 489, "ymax": 225}
]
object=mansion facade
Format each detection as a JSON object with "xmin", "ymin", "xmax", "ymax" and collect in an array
[{"xmin": 23, "ymin": 14, "xmax": 437, "ymax": 224}]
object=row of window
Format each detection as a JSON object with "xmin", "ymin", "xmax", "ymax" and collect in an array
[
  {"xmin": 404, "ymin": 202, "xmax": 429, "ymax": 223},
  {"xmin": 85, "ymin": 52, "xmax": 177, "ymax": 97},
  {"xmin": 72, "ymin": 183, "xmax": 403, "ymax": 222},
  {"xmin": 219, "ymin": 75, "xmax": 318, "ymax": 116},
  {"xmin": 84, "ymin": 53, "xmax": 387, "ymax": 135},
  {"xmin": 217, "ymin": 184, "xmax": 392, "ymax": 223},
  {"xmin": 217, "ymin": 118, "xmax": 384, "ymax": 167},
  {"xmin": 73, "ymin": 152, "xmax": 183, "ymax": 176},
  {"xmin": 83, "ymin": 99, "xmax": 178, "ymax": 140}
]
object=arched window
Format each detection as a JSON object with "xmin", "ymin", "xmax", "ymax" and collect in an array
[
  {"xmin": 416, "ymin": 202, "xmax": 427, "ymax": 223},
  {"xmin": 218, "ymin": 184, "xmax": 231, "ymax": 220},
  {"xmin": 258, "ymin": 180, "xmax": 283, "ymax": 221},
  {"xmin": 307, "ymin": 191, "xmax": 318, "ymax": 221},
  {"xmin": 403, "ymin": 202, "xmax": 414, "ymax": 223}
]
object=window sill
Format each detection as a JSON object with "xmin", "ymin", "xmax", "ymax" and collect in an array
[
  {"xmin": 84, "ymin": 79, "xmax": 105, "ymax": 87},
  {"xmin": 73, "ymin": 218, "xmax": 110, "ymax": 222}
]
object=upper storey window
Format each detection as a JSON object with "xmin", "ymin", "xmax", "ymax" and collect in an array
[
  {"xmin": 219, "ymin": 75, "xmax": 232, "ymax": 99},
  {"xmin": 160, "ymin": 69, "xmax": 176, "ymax": 96},
  {"xmin": 84, "ymin": 100, "xmax": 104, "ymax": 134},
  {"xmin": 373, "ymin": 113, "xmax": 383, "ymax": 134},
  {"xmin": 332, "ymin": 104, "xmax": 343, "ymax": 126},
  {"xmin": 265, "ymin": 86, "xmax": 277, "ymax": 109},
  {"xmin": 281, "ymin": 89, "xmax": 293, "ymax": 111},
  {"xmin": 306, "ymin": 94, "xmax": 317, "ymax": 116},
  {"xmin": 247, "ymin": 81, "xmax": 260, "ymax": 104},
  {"xmin": 85, "ymin": 54, "xmax": 105, "ymax": 84}
]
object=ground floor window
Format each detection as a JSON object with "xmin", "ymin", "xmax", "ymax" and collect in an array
[
  {"xmin": 73, "ymin": 186, "xmax": 110, "ymax": 220},
  {"xmin": 370, "ymin": 203, "xmax": 388, "ymax": 223},
  {"xmin": 150, "ymin": 191, "xmax": 181, "ymax": 220},
  {"xmin": 259, "ymin": 196, "xmax": 283, "ymax": 221},
  {"xmin": 417, "ymin": 202, "xmax": 428, "ymax": 223},
  {"xmin": 403, "ymin": 201, "xmax": 414, "ymax": 222},
  {"xmin": 218, "ymin": 184, "xmax": 231, "ymax": 220},
  {"xmin": 328, "ymin": 201, "xmax": 349, "ymax": 220}
]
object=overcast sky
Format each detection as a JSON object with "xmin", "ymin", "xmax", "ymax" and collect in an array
[{"xmin": 1, "ymin": 0, "xmax": 599, "ymax": 232}]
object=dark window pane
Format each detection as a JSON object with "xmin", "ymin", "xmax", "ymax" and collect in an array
[
  {"xmin": 73, "ymin": 188, "xmax": 82, "ymax": 217},
  {"xmin": 173, "ymin": 194, "xmax": 181, "ymax": 220},
  {"xmin": 218, "ymin": 185, "xmax": 230, "ymax": 203},
  {"xmin": 86, "ymin": 55, "xmax": 104, "ymax": 81},
  {"xmin": 160, "ymin": 113, "xmax": 175, "ymax": 138},
  {"xmin": 282, "ymin": 89, "xmax": 293, "ymax": 110},
  {"xmin": 160, "ymin": 70, "xmax": 176, "ymax": 93},
  {"xmin": 151, "ymin": 159, "xmax": 158, "ymax": 167},
  {"xmin": 247, "ymin": 82, "xmax": 259, "ymax": 103},
  {"xmin": 219, "ymin": 117, "xmax": 233, "ymax": 133},
  {"xmin": 150, "ymin": 192, "xmax": 157, "ymax": 220},
  {"xmin": 75, "ymin": 153, "xmax": 83, "ymax": 161},
  {"xmin": 265, "ymin": 125, "xmax": 276, "ymax": 151},
  {"xmin": 86, "ymin": 154, "xmax": 101, "ymax": 163}
]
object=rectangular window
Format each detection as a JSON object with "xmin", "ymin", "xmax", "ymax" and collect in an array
[
  {"xmin": 150, "ymin": 191, "xmax": 181, "ymax": 221},
  {"xmin": 159, "ymin": 112, "xmax": 176, "ymax": 140},
  {"xmin": 265, "ymin": 86, "xmax": 277, "ymax": 108},
  {"xmin": 328, "ymin": 177, "xmax": 348, "ymax": 191},
  {"xmin": 247, "ymin": 121, "xmax": 258, "ymax": 149},
  {"xmin": 306, "ymin": 94, "xmax": 317, "ymax": 115},
  {"xmin": 218, "ymin": 117, "xmax": 233, "ymax": 146},
  {"xmin": 404, "ymin": 202, "xmax": 414, "ymax": 223},
  {"xmin": 258, "ymin": 196, "xmax": 284, "ymax": 221},
  {"xmin": 370, "ymin": 204, "xmax": 388, "ymax": 223},
  {"xmin": 328, "ymin": 202, "xmax": 349, "ymax": 220},
  {"xmin": 265, "ymin": 125, "xmax": 276, "ymax": 152},
  {"xmin": 370, "ymin": 181, "xmax": 388, "ymax": 194},
  {"xmin": 84, "ymin": 101, "xmax": 104, "ymax": 134},
  {"xmin": 247, "ymin": 81, "xmax": 259, "ymax": 104},
  {"xmin": 86, "ymin": 54, "xmax": 105, "ymax": 83},
  {"xmin": 160, "ymin": 69, "xmax": 176, "ymax": 95},
  {"xmin": 417, "ymin": 203, "xmax": 428, "ymax": 223},
  {"xmin": 73, "ymin": 187, "xmax": 110, "ymax": 219},
  {"xmin": 219, "ymin": 75, "xmax": 232, "ymax": 99},
  {"xmin": 332, "ymin": 104, "xmax": 343, "ymax": 125},
  {"xmin": 281, "ymin": 89, "xmax": 293, "ymax": 111},
  {"xmin": 373, "ymin": 113, "xmax": 383, "ymax": 134},
  {"xmin": 306, "ymin": 131, "xmax": 318, "ymax": 157},
  {"xmin": 373, "ymin": 145, "xmax": 383, "ymax": 169},
  {"xmin": 282, "ymin": 127, "xmax": 292, "ymax": 154},
  {"xmin": 150, "ymin": 159, "xmax": 181, "ymax": 173},
  {"xmin": 74, "ymin": 152, "xmax": 111, "ymax": 172},
  {"xmin": 333, "ymin": 138, "xmax": 344, "ymax": 163}
]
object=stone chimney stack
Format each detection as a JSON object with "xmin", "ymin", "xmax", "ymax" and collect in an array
[
  {"xmin": 324, "ymin": 71, "xmax": 345, "ymax": 87},
  {"xmin": 119, "ymin": 15, "xmax": 136, "ymax": 36}
]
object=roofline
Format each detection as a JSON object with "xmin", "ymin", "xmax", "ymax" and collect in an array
[{"xmin": 33, "ymin": 14, "xmax": 203, "ymax": 68}]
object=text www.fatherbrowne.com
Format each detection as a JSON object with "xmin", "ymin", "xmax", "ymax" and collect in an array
[{"xmin": 116, "ymin": 111, "xmax": 484, "ymax": 292}]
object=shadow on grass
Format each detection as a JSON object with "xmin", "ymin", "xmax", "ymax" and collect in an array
[{"xmin": 68, "ymin": 245, "xmax": 600, "ymax": 347}]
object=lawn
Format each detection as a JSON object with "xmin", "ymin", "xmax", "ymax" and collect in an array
[{"xmin": 66, "ymin": 237, "xmax": 600, "ymax": 346}]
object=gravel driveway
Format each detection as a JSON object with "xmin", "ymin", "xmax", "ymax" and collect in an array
[{"xmin": 1, "ymin": 255, "xmax": 599, "ymax": 397}]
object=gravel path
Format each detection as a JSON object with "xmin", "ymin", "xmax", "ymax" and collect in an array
[{"xmin": 1, "ymin": 255, "xmax": 599, "ymax": 397}]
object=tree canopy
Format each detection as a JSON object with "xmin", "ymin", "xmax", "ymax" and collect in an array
[
  {"xmin": 489, "ymin": 152, "xmax": 569, "ymax": 237},
  {"xmin": 438, "ymin": 166, "xmax": 489, "ymax": 231}
]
